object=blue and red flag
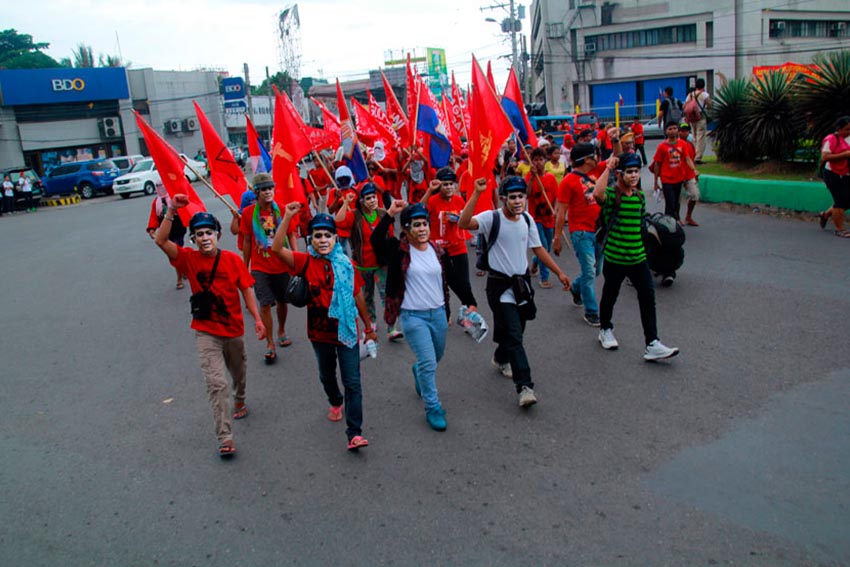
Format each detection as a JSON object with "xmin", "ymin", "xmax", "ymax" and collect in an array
[
  {"xmin": 414, "ymin": 77, "xmax": 452, "ymax": 169},
  {"xmin": 335, "ymin": 80, "xmax": 369, "ymax": 182},
  {"xmin": 246, "ymin": 115, "xmax": 271, "ymax": 175},
  {"xmin": 501, "ymin": 67, "xmax": 538, "ymax": 148}
]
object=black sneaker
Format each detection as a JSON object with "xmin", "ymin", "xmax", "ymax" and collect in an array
[
  {"xmin": 661, "ymin": 275, "xmax": 675, "ymax": 287},
  {"xmin": 570, "ymin": 286, "xmax": 583, "ymax": 307},
  {"xmin": 583, "ymin": 313, "xmax": 600, "ymax": 327}
]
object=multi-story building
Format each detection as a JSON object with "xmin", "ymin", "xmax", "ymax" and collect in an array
[{"xmin": 530, "ymin": 0, "xmax": 850, "ymax": 119}]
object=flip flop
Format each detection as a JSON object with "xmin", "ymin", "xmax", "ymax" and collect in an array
[
  {"xmin": 347, "ymin": 435, "xmax": 369, "ymax": 451},
  {"xmin": 233, "ymin": 404, "xmax": 249, "ymax": 420},
  {"xmin": 278, "ymin": 335, "xmax": 292, "ymax": 348},
  {"xmin": 539, "ymin": 280, "xmax": 553, "ymax": 289},
  {"xmin": 835, "ymin": 230, "xmax": 850, "ymax": 238},
  {"xmin": 264, "ymin": 349, "xmax": 277, "ymax": 365},
  {"xmin": 685, "ymin": 219, "xmax": 699, "ymax": 227},
  {"xmin": 175, "ymin": 281, "xmax": 185, "ymax": 290},
  {"xmin": 218, "ymin": 441, "xmax": 236, "ymax": 459}
]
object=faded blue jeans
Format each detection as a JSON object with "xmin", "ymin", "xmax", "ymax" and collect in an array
[
  {"xmin": 400, "ymin": 307, "xmax": 447, "ymax": 412},
  {"xmin": 531, "ymin": 223, "xmax": 555, "ymax": 282},
  {"xmin": 570, "ymin": 230, "xmax": 602, "ymax": 316}
]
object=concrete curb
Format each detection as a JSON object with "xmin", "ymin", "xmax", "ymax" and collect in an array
[
  {"xmin": 44, "ymin": 195, "xmax": 82, "ymax": 207},
  {"xmin": 699, "ymin": 174, "xmax": 831, "ymax": 213}
]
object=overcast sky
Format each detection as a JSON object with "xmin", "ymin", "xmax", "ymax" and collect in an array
[{"xmin": 8, "ymin": 0, "xmax": 526, "ymax": 88}]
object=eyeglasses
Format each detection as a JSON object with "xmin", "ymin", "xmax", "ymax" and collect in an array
[{"xmin": 194, "ymin": 229, "xmax": 215, "ymax": 237}]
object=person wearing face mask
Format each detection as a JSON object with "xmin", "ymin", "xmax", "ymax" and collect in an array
[
  {"xmin": 155, "ymin": 196, "xmax": 266, "ymax": 459},
  {"xmin": 371, "ymin": 200, "xmax": 452, "ymax": 431},
  {"xmin": 327, "ymin": 165, "xmax": 359, "ymax": 255},
  {"xmin": 459, "ymin": 176, "xmax": 571, "ymax": 408},
  {"xmin": 272, "ymin": 207, "xmax": 375, "ymax": 451},
  {"xmin": 335, "ymin": 182, "xmax": 403, "ymax": 340},
  {"xmin": 593, "ymin": 154, "xmax": 679, "ymax": 361}
]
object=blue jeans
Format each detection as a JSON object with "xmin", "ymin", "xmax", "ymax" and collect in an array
[
  {"xmin": 400, "ymin": 307, "xmax": 448, "ymax": 411},
  {"xmin": 531, "ymin": 223, "xmax": 554, "ymax": 281},
  {"xmin": 570, "ymin": 230, "xmax": 602, "ymax": 316},
  {"xmin": 311, "ymin": 341, "xmax": 362, "ymax": 441}
]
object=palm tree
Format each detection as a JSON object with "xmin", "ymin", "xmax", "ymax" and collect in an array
[
  {"xmin": 711, "ymin": 78, "xmax": 754, "ymax": 162},
  {"xmin": 795, "ymin": 50, "xmax": 850, "ymax": 143},
  {"xmin": 72, "ymin": 43, "xmax": 94, "ymax": 68},
  {"xmin": 742, "ymin": 70, "xmax": 803, "ymax": 162}
]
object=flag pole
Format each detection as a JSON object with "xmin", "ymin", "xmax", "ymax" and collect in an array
[{"xmin": 180, "ymin": 156, "xmax": 238, "ymax": 214}]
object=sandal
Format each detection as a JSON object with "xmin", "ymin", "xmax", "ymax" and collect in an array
[
  {"xmin": 685, "ymin": 218, "xmax": 699, "ymax": 227},
  {"xmin": 835, "ymin": 230, "xmax": 850, "ymax": 238},
  {"xmin": 539, "ymin": 280, "xmax": 553, "ymax": 289},
  {"xmin": 264, "ymin": 349, "xmax": 277, "ymax": 365},
  {"xmin": 218, "ymin": 440, "xmax": 236, "ymax": 459},
  {"xmin": 475, "ymin": 270, "xmax": 485, "ymax": 277},
  {"xmin": 347, "ymin": 435, "xmax": 369, "ymax": 451},
  {"xmin": 819, "ymin": 212, "xmax": 829, "ymax": 229},
  {"xmin": 233, "ymin": 404, "xmax": 249, "ymax": 420},
  {"xmin": 175, "ymin": 281, "xmax": 185, "ymax": 290},
  {"xmin": 277, "ymin": 335, "xmax": 292, "ymax": 348}
]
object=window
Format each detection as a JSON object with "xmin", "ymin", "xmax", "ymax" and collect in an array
[
  {"xmin": 769, "ymin": 19, "xmax": 850, "ymax": 39},
  {"xmin": 585, "ymin": 24, "xmax": 697, "ymax": 52},
  {"xmin": 706, "ymin": 22, "xmax": 714, "ymax": 48}
]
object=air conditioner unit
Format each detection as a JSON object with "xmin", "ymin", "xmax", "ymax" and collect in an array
[
  {"xmin": 774, "ymin": 21, "xmax": 786, "ymax": 30},
  {"xmin": 98, "ymin": 117, "xmax": 122, "ymax": 138},
  {"xmin": 165, "ymin": 118, "xmax": 181, "ymax": 133},
  {"xmin": 833, "ymin": 22, "xmax": 847, "ymax": 31},
  {"xmin": 546, "ymin": 22, "xmax": 565, "ymax": 39},
  {"xmin": 183, "ymin": 117, "xmax": 199, "ymax": 131},
  {"xmin": 584, "ymin": 43, "xmax": 597, "ymax": 55}
]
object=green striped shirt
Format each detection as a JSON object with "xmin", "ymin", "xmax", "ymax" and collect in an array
[{"xmin": 602, "ymin": 186, "xmax": 646, "ymax": 265}]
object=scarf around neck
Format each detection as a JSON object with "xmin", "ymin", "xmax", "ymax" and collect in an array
[{"xmin": 308, "ymin": 242, "xmax": 358, "ymax": 348}]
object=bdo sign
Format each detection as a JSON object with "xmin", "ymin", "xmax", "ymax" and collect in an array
[
  {"xmin": 222, "ymin": 77, "xmax": 245, "ymax": 100},
  {"xmin": 52, "ymin": 78, "xmax": 86, "ymax": 91}
]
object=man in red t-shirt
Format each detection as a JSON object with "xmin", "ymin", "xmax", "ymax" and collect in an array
[
  {"xmin": 420, "ymin": 167, "xmax": 479, "ymax": 313},
  {"xmin": 239, "ymin": 173, "xmax": 298, "ymax": 364},
  {"xmin": 553, "ymin": 143, "xmax": 605, "ymax": 326},
  {"xmin": 525, "ymin": 148, "xmax": 559, "ymax": 288},
  {"xmin": 630, "ymin": 117, "xmax": 647, "ymax": 165},
  {"xmin": 678, "ymin": 123, "xmax": 701, "ymax": 226},
  {"xmin": 652, "ymin": 123, "xmax": 697, "ymax": 222},
  {"xmin": 156, "ymin": 198, "xmax": 265, "ymax": 459},
  {"xmin": 271, "ymin": 206, "xmax": 375, "ymax": 452}
]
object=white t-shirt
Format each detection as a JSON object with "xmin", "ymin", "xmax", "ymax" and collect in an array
[
  {"xmin": 3, "ymin": 181, "xmax": 14, "ymax": 197},
  {"xmin": 401, "ymin": 244, "xmax": 444, "ymax": 311},
  {"xmin": 473, "ymin": 209, "xmax": 542, "ymax": 303},
  {"xmin": 18, "ymin": 177, "xmax": 32, "ymax": 193}
]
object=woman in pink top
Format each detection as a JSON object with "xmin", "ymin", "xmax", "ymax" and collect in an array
[{"xmin": 819, "ymin": 116, "xmax": 850, "ymax": 236}]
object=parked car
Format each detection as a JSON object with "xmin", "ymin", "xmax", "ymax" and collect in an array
[
  {"xmin": 113, "ymin": 158, "xmax": 162, "ymax": 199},
  {"xmin": 41, "ymin": 159, "xmax": 120, "ymax": 199},
  {"xmin": 640, "ymin": 119, "xmax": 665, "ymax": 139},
  {"xmin": 572, "ymin": 112, "xmax": 600, "ymax": 134},
  {"xmin": 1, "ymin": 167, "xmax": 44, "ymax": 210},
  {"xmin": 179, "ymin": 154, "xmax": 208, "ymax": 181},
  {"xmin": 110, "ymin": 154, "xmax": 145, "ymax": 176}
]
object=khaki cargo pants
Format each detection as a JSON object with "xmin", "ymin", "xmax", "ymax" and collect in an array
[{"xmin": 195, "ymin": 331, "xmax": 247, "ymax": 443}]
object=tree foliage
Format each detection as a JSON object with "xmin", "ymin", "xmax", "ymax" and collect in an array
[
  {"xmin": 795, "ymin": 50, "xmax": 850, "ymax": 143},
  {"xmin": 711, "ymin": 78, "xmax": 754, "ymax": 162},
  {"xmin": 0, "ymin": 28, "xmax": 61, "ymax": 69},
  {"xmin": 742, "ymin": 71, "xmax": 803, "ymax": 162}
]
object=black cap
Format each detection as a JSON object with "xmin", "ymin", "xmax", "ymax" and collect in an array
[
  {"xmin": 570, "ymin": 143, "xmax": 596, "ymax": 165},
  {"xmin": 616, "ymin": 152, "xmax": 643, "ymax": 171},
  {"xmin": 308, "ymin": 213, "xmax": 337, "ymax": 233},
  {"xmin": 400, "ymin": 203, "xmax": 429, "ymax": 228},
  {"xmin": 435, "ymin": 167, "xmax": 457, "ymax": 182},
  {"xmin": 498, "ymin": 175, "xmax": 527, "ymax": 197}
]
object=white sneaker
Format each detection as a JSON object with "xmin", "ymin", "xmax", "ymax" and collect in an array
[
  {"xmin": 643, "ymin": 339, "xmax": 679, "ymax": 361},
  {"xmin": 598, "ymin": 328, "xmax": 618, "ymax": 350},
  {"xmin": 491, "ymin": 357, "xmax": 512, "ymax": 378},
  {"xmin": 518, "ymin": 386, "xmax": 537, "ymax": 407}
]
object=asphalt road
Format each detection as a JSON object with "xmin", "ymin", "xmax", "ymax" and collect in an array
[{"xmin": 1, "ymin": 156, "xmax": 848, "ymax": 566}]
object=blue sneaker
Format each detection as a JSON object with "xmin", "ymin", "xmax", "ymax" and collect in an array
[
  {"xmin": 412, "ymin": 364, "xmax": 421, "ymax": 398},
  {"xmin": 425, "ymin": 407, "xmax": 447, "ymax": 431}
]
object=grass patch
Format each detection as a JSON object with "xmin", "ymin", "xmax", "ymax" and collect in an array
[{"xmin": 698, "ymin": 157, "xmax": 819, "ymax": 182}]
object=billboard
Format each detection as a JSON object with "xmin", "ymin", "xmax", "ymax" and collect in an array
[
  {"xmin": 0, "ymin": 67, "xmax": 129, "ymax": 106},
  {"xmin": 221, "ymin": 77, "xmax": 246, "ymax": 101},
  {"xmin": 426, "ymin": 48, "xmax": 448, "ymax": 93}
]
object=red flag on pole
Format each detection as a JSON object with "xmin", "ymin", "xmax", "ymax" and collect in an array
[
  {"xmin": 470, "ymin": 56, "xmax": 514, "ymax": 214},
  {"xmin": 502, "ymin": 68, "xmax": 539, "ymax": 147},
  {"xmin": 451, "ymin": 72, "xmax": 470, "ymax": 139},
  {"xmin": 193, "ymin": 101, "xmax": 246, "ymax": 206},
  {"xmin": 271, "ymin": 91, "xmax": 309, "ymax": 206},
  {"xmin": 441, "ymin": 93, "xmax": 463, "ymax": 154},
  {"xmin": 311, "ymin": 96, "xmax": 340, "ymax": 136},
  {"xmin": 486, "ymin": 61, "xmax": 498, "ymax": 94},
  {"xmin": 381, "ymin": 69, "xmax": 410, "ymax": 148},
  {"xmin": 305, "ymin": 126, "xmax": 338, "ymax": 152},
  {"xmin": 134, "ymin": 111, "xmax": 205, "ymax": 225},
  {"xmin": 352, "ymin": 96, "xmax": 396, "ymax": 148},
  {"xmin": 367, "ymin": 90, "xmax": 399, "ymax": 147}
]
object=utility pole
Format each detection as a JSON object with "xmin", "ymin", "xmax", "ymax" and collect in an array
[
  {"xmin": 244, "ymin": 62, "xmax": 254, "ymax": 124},
  {"xmin": 509, "ymin": 0, "xmax": 518, "ymax": 73},
  {"xmin": 480, "ymin": 2, "xmax": 521, "ymax": 73}
]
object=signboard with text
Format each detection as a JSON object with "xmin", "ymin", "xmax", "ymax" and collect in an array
[
  {"xmin": 221, "ymin": 77, "xmax": 246, "ymax": 101},
  {"xmin": 0, "ymin": 68, "xmax": 129, "ymax": 106}
]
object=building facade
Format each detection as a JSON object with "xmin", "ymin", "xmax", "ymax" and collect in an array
[
  {"xmin": 530, "ymin": 0, "xmax": 850, "ymax": 120},
  {"xmin": 0, "ymin": 67, "xmax": 226, "ymax": 176}
]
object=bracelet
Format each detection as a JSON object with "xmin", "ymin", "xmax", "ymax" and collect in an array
[{"xmin": 164, "ymin": 215, "xmax": 174, "ymax": 222}]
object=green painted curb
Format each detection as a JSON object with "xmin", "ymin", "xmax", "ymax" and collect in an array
[{"xmin": 699, "ymin": 175, "xmax": 831, "ymax": 212}]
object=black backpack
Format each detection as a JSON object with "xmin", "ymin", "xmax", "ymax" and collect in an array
[{"xmin": 476, "ymin": 210, "xmax": 532, "ymax": 271}]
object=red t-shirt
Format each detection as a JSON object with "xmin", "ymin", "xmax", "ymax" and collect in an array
[
  {"xmin": 682, "ymin": 141, "xmax": 696, "ymax": 181},
  {"xmin": 653, "ymin": 140, "xmax": 690, "ymax": 184},
  {"xmin": 557, "ymin": 164, "xmax": 605, "ymax": 233},
  {"xmin": 327, "ymin": 188, "xmax": 358, "ymax": 238},
  {"xmin": 356, "ymin": 212, "xmax": 388, "ymax": 268},
  {"xmin": 525, "ymin": 171, "xmax": 558, "ymax": 229},
  {"xmin": 291, "ymin": 251, "xmax": 364, "ymax": 345},
  {"xmin": 426, "ymin": 193, "xmax": 470, "ymax": 256},
  {"xmin": 171, "ymin": 247, "xmax": 255, "ymax": 338},
  {"xmin": 631, "ymin": 122, "xmax": 645, "ymax": 145},
  {"xmin": 239, "ymin": 204, "xmax": 289, "ymax": 274}
]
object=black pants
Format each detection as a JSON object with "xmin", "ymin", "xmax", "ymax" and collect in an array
[
  {"xmin": 599, "ymin": 260, "xmax": 658, "ymax": 346},
  {"xmin": 1, "ymin": 195, "xmax": 12, "ymax": 214},
  {"xmin": 486, "ymin": 285, "xmax": 533, "ymax": 393},
  {"xmin": 445, "ymin": 253, "xmax": 477, "ymax": 308},
  {"xmin": 635, "ymin": 143, "xmax": 648, "ymax": 166},
  {"xmin": 662, "ymin": 183, "xmax": 682, "ymax": 220}
]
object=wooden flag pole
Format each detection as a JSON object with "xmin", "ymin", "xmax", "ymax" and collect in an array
[{"xmin": 180, "ymin": 156, "xmax": 238, "ymax": 215}]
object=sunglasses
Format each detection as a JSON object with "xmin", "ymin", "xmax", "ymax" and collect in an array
[{"xmin": 257, "ymin": 187, "xmax": 275, "ymax": 193}]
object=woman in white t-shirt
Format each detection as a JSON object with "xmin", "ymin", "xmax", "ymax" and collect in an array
[
  {"xmin": 371, "ymin": 198, "xmax": 451, "ymax": 432},
  {"xmin": 2, "ymin": 175, "xmax": 14, "ymax": 215}
]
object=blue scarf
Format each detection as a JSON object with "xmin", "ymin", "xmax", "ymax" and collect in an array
[{"xmin": 308, "ymin": 242, "xmax": 358, "ymax": 348}]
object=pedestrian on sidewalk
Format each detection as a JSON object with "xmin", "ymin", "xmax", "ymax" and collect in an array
[
  {"xmin": 818, "ymin": 116, "xmax": 850, "ymax": 237},
  {"xmin": 2, "ymin": 175, "xmax": 14, "ymax": 215},
  {"xmin": 155, "ymin": 196, "xmax": 265, "ymax": 459}
]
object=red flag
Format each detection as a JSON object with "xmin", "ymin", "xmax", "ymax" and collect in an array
[
  {"xmin": 305, "ymin": 126, "xmax": 338, "ymax": 152},
  {"xmin": 451, "ymin": 72, "xmax": 470, "ymax": 138},
  {"xmin": 502, "ymin": 68, "xmax": 538, "ymax": 147},
  {"xmin": 381, "ymin": 69, "xmax": 410, "ymax": 148},
  {"xmin": 311, "ymin": 97, "xmax": 340, "ymax": 136},
  {"xmin": 193, "ymin": 101, "xmax": 246, "ymax": 206},
  {"xmin": 134, "ymin": 111, "xmax": 205, "ymax": 225},
  {"xmin": 441, "ymin": 93, "xmax": 463, "ymax": 154},
  {"xmin": 486, "ymin": 61, "xmax": 497, "ymax": 94},
  {"xmin": 271, "ymin": 91, "xmax": 309, "ymax": 205},
  {"xmin": 470, "ymin": 56, "xmax": 514, "ymax": 213},
  {"xmin": 352, "ymin": 96, "xmax": 396, "ymax": 148},
  {"xmin": 335, "ymin": 80, "xmax": 369, "ymax": 181},
  {"xmin": 246, "ymin": 115, "xmax": 271, "ymax": 175},
  {"xmin": 367, "ymin": 90, "xmax": 399, "ymax": 146},
  {"xmin": 406, "ymin": 54, "xmax": 418, "ymax": 135}
]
